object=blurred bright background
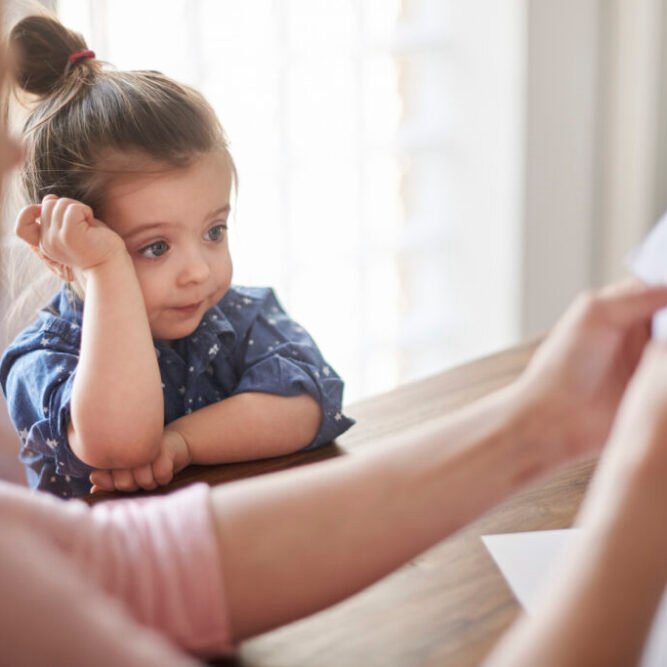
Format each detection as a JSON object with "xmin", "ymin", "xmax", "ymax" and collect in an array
[
  {"xmin": 49, "ymin": 0, "xmax": 523, "ymax": 403},
  {"xmin": 9, "ymin": 0, "xmax": 667, "ymax": 406}
]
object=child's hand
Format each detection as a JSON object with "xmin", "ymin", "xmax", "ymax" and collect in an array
[
  {"xmin": 15, "ymin": 194, "xmax": 126, "ymax": 276},
  {"xmin": 89, "ymin": 429, "xmax": 191, "ymax": 494}
]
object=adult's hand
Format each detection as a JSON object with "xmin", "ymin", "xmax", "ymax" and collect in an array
[
  {"xmin": 485, "ymin": 308, "xmax": 667, "ymax": 667},
  {"xmin": 578, "ymin": 337, "xmax": 667, "ymax": 526},
  {"xmin": 515, "ymin": 280, "xmax": 667, "ymax": 463}
]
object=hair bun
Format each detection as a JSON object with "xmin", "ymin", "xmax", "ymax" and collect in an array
[{"xmin": 10, "ymin": 15, "xmax": 90, "ymax": 97}]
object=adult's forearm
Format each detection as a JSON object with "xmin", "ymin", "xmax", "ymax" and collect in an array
[
  {"xmin": 168, "ymin": 391, "xmax": 321, "ymax": 464},
  {"xmin": 209, "ymin": 383, "xmax": 565, "ymax": 641},
  {"xmin": 484, "ymin": 448, "xmax": 667, "ymax": 667},
  {"xmin": 69, "ymin": 253, "xmax": 163, "ymax": 468}
]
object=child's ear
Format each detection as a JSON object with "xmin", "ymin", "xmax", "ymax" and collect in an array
[{"xmin": 30, "ymin": 245, "xmax": 74, "ymax": 282}]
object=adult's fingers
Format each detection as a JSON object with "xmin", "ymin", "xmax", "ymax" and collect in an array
[
  {"xmin": 598, "ymin": 340, "xmax": 667, "ymax": 467},
  {"xmin": 593, "ymin": 281, "xmax": 667, "ymax": 329},
  {"xmin": 633, "ymin": 339, "xmax": 667, "ymax": 379}
]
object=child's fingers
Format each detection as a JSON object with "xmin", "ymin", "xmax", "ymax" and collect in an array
[
  {"xmin": 132, "ymin": 464, "xmax": 158, "ymax": 490},
  {"xmin": 54, "ymin": 198, "xmax": 92, "ymax": 228},
  {"xmin": 89, "ymin": 470, "xmax": 115, "ymax": 491},
  {"xmin": 14, "ymin": 204, "xmax": 42, "ymax": 247},
  {"xmin": 111, "ymin": 469, "xmax": 139, "ymax": 492},
  {"xmin": 90, "ymin": 468, "xmax": 153, "ymax": 493},
  {"xmin": 61, "ymin": 203, "xmax": 96, "ymax": 250},
  {"xmin": 151, "ymin": 454, "xmax": 174, "ymax": 486},
  {"xmin": 50, "ymin": 197, "xmax": 90, "ymax": 234},
  {"xmin": 16, "ymin": 199, "xmax": 75, "ymax": 281},
  {"xmin": 38, "ymin": 194, "xmax": 59, "ymax": 229},
  {"xmin": 63, "ymin": 200, "xmax": 93, "ymax": 224}
]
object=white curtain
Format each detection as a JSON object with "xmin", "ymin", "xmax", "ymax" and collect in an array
[{"xmin": 54, "ymin": 0, "xmax": 524, "ymax": 401}]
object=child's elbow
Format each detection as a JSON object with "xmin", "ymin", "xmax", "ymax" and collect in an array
[
  {"xmin": 293, "ymin": 394, "xmax": 322, "ymax": 447},
  {"xmin": 68, "ymin": 421, "xmax": 162, "ymax": 470}
]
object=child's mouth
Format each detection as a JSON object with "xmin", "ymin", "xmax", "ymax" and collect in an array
[{"xmin": 171, "ymin": 300, "xmax": 204, "ymax": 316}]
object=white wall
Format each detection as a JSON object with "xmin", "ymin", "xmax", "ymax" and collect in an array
[
  {"xmin": 521, "ymin": 0, "xmax": 667, "ymax": 336},
  {"xmin": 521, "ymin": 0, "xmax": 600, "ymax": 336},
  {"xmin": 429, "ymin": 0, "xmax": 524, "ymax": 364},
  {"xmin": 595, "ymin": 0, "xmax": 664, "ymax": 283}
]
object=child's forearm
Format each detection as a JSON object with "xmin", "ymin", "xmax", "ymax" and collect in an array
[
  {"xmin": 68, "ymin": 251, "xmax": 163, "ymax": 468},
  {"xmin": 88, "ymin": 394, "xmax": 317, "ymax": 492},
  {"xmin": 166, "ymin": 392, "xmax": 321, "ymax": 464}
]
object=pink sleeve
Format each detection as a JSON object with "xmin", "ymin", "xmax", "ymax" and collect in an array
[
  {"xmin": 0, "ymin": 481, "xmax": 234, "ymax": 657},
  {"xmin": 0, "ymin": 517, "xmax": 201, "ymax": 666}
]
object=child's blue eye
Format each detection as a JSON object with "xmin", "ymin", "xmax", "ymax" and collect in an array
[
  {"xmin": 139, "ymin": 240, "xmax": 169, "ymax": 258},
  {"xmin": 205, "ymin": 224, "xmax": 227, "ymax": 242}
]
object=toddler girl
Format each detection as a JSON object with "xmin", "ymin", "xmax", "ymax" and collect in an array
[{"xmin": 0, "ymin": 15, "xmax": 353, "ymax": 498}]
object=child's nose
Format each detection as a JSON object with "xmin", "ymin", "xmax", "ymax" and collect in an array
[{"xmin": 177, "ymin": 249, "xmax": 211, "ymax": 285}]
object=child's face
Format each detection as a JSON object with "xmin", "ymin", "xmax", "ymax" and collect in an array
[{"xmin": 102, "ymin": 151, "xmax": 233, "ymax": 340}]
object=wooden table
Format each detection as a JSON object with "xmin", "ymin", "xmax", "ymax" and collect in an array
[{"xmin": 92, "ymin": 340, "xmax": 597, "ymax": 666}]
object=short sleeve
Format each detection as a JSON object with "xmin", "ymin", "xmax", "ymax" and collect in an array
[
  {"xmin": 0, "ymin": 510, "xmax": 201, "ymax": 667},
  {"xmin": 230, "ymin": 289, "xmax": 354, "ymax": 449},
  {"xmin": 1, "ymin": 345, "xmax": 93, "ymax": 490}
]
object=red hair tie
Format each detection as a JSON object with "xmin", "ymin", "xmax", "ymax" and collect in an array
[{"xmin": 67, "ymin": 49, "xmax": 95, "ymax": 65}]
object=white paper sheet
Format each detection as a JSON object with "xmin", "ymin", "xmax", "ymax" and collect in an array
[
  {"xmin": 629, "ymin": 210, "xmax": 667, "ymax": 340},
  {"xmin": 482, "ymin": 529, "xmax": 667, "ymax": 666},
  {"xmin": 628, "ymin": 211, "xmax": 667, "ymax": 285}
]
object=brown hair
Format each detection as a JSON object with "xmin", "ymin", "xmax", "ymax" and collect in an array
[
  {"xmin": 10, "ymin": 14, "xmax": 235, "ymax": 214},
  {"xmin": 1, "ymin": 14, "xmax": 236, "ymax": 345}
]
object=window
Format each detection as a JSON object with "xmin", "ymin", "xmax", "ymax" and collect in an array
[{"xmin": 56, "ymin": 0, "xmax": 524, "ymax": 401}]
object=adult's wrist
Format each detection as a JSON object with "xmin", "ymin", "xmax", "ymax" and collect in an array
[{"xmin": 504, "ymin": 379, "xmax": 575, "ymax": 478}]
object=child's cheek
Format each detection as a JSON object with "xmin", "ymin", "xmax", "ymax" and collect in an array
[{"xmin": 131, "ymin": 262, "xmax": 156, "ymax": 308}]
